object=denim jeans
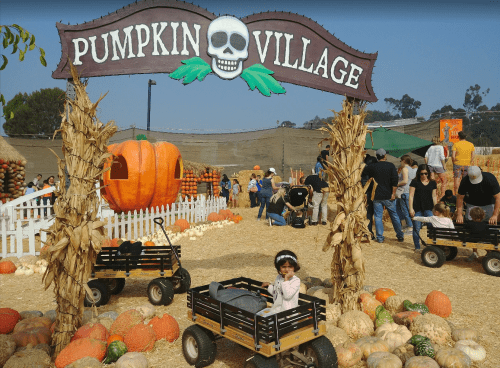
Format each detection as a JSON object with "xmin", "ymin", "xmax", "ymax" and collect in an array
[
  {"xmin": 268, "ymin": 212, "xmax": 286, "ymax": 226},
  {"xmin": 413, "ymin": 210, "xmax": 433, "ymax": 250},
  {"xmin": 396, "ymin": 194, "xmax": 413, "ymax": 228},
  {"xmin": 258, "ymin": 193, "xmax": 271, "ymax": 219},
  {"xmin": 373, "ymin": 199, "xmax": 404, "ymax": 242},
  {"xmin": 249, "ymin": 192, "xmax": 258, "ymax": 207}
]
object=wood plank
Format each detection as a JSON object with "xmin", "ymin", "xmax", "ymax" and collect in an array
[
  {"xmin": 93, "ymin": 262, "xmax": 178, "ymax": 278},
  {"xmin": 433, "ymin": 239, "xmax": 499, "ymax": 251}
]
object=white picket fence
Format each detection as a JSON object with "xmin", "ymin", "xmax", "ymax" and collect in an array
[{"xmin": 0, "ymin": 190, "xmax": 226, "ymax": 259}]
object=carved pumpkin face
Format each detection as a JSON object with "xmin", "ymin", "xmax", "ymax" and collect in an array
[{"xmin": 101, "ymin": 141, "xmax": 183, "ymax": 213}]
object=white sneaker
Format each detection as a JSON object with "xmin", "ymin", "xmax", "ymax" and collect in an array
[
  {"xmin": 404, "ymin": 227, "xmax": 413, "ymax": 235},
  {"xmin": 268, "ymin": 218, "xmax": 272, "ymax": 226},
  {"xmin": 466, "ymin": 252, "xmax": 478, "ymax": 262}
]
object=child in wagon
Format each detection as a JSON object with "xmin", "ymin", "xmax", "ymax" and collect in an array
[
  {"xmin": 412, "ymin": 203, "xmax": 455, "ymax": 229},
  {"xmin": 261, "ymin": 250, "xmax": 301, "ymax": 313}
]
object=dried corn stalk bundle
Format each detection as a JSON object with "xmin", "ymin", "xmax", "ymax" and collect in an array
[
  {"xmin": 42, "ymin": 62, "xmax": 117, "ymax": 355},
  {"xmin": 320, "ymin": 98, "xmax": 373, "ymax": 313}
]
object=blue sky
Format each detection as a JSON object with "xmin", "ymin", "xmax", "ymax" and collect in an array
[{"xmin": 1, "ymin": 0, "xmax": 499, "ymax": 135}]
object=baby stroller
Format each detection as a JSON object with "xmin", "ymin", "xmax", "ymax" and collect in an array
[{"xmin": 284, "ymin": 184, "xmax": 311, "ymax": 228}]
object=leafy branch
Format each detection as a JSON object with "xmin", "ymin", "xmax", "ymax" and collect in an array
[
  {"xmin": 240, "ymin": 64, "xmax": 286, "ymax": 97},
  {"xmin": 1, "ymin": 24, "xmax": 47, "ymax": 115},
  {"xmin": 170, "ymin": 57, "xmax": 212, "ymax": 84}
]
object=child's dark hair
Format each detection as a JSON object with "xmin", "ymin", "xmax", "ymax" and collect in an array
[
  {"xmin": 274, "ymin": 250, "xmax": 300, "ymax": 272},
  {"xmin": 444, "ymin": 189, "xmax": 453, "ymax": 197},
  {"xmin": 433, "ymin": 203, "xmax": 449, "ymax": 218},
  {"xmin": 27, "ymin": 182, "xmax": 33, "ymax": 188},
  {"xmin": 233, "ymin": 179, "xmax": 239, "ymax": 184},
  {"xmin": 470, "ymin": 207, "xmax": 485, "ymax": 222}
]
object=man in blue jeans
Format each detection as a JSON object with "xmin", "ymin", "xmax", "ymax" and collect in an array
[{"xmin": 362, "ymin": 148, "xmax": 404, "ymax": 243}]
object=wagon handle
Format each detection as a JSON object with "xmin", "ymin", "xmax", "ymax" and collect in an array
[{"xmin": 154, "ymin": 217, "xmax": 182, "ymax": 269}]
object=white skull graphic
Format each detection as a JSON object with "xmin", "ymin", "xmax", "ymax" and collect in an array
[{"xmin": 207, "ymin": 16, "xmax": 249, "ymax": 80}]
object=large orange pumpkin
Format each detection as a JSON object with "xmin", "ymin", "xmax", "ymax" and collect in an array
[
  {"xmin": 101, "ymin": 140, "xmax": 183, "ymax": 213},
  {"xmin": 0, "ymin": 260, "xmax": 17, "ymax": 274},
  {"xmin": 0, "ymin": 307, "xmax": 21, "ymax": 334},
  {"xmin": 425, "ymin": 290, "xmax": 452, "ymax": 318}
]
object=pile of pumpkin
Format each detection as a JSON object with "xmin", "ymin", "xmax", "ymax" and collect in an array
[
  {"xmin": 0, "ymin": 256, "xmax": 48, "ymax": 276},
  {"xmin": 180, "ymin": 169, "xmax": 221, "ymax": 201},
  {"xmin": 0, "ymin": 304, "xmax": 179, "ymax": 368},
  {"xmin": 301, "ymin": 278, "xmax": 486, "ymax": 368},
  {"xmin": 0, "ymin": 159, "xmax": 27, "ymax": 204}
]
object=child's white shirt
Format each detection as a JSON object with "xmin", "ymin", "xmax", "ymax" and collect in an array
[
  {"xmin": 412, "ymin": 216, "xmax": 455, "ymax": 228},
  {"xmin": 268, "ymin": 275, "xmax": 300, "ymax": 312}
]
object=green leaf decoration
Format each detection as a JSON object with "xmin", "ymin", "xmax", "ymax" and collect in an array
[
  {"xmin": 40, "ymin": 47, "xmax": 45, "ymax": 58},
  {"xmin": 29, "ymin": 34, "xmax": 35, "ymax": 47},
  {"xmin": 170, "ymin": 57, "xmax": 212, "ymax": 84},
  {"xmin": 11, "ymin": 24, "xmax": 22, "ymax": 33},
  {"xmin": 21, "ymin": 30, "xmax": 29, "ymax": 43},
  {"xmin": 240, "ymin": 64, "xmax": 286, "ymax": 97},
  {"xmin": 11, "ymin": 41, "xmax": 18, "ymax": 54},
  {"xmin": 1, "ymin": 55, "xmax": 8, "ymax": 70},
  {"xmin": 136, "ymin": 134, "xmax": 147, "ymax": 140},
  {"xmin": 19, "ymin": 49, "xmax": 25, "ymax": 62},
  {"xmin": 3, "ymin": 36, "xmax": 8, "ymax": 49},
  {"xmin": 40, "ymin": 55, "xmax": 47, "ymax": 67}
]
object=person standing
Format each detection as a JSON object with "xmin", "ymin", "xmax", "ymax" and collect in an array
[
  {"xmin": 232, "ymin": 179, "xmax": 240, "ymax": 208},
  {"xmin": 256, "ymin": 175, "xmax": 263, "ymax": 206},
  {"xmin": 32, "ymin": 174, "xmax": 42, "ymax": 189},
  {"xmin": 451, "ymin": 131, "xmax": 475, "ymax": 195},
  {"xmin": 363, "ymin": 148, "xmax": 404, "ymax": 243},
  {"xmin": 219, "ymin": 174, "xmax": 231, "ymax": 204},
  {"xmin": 455, "ymin": 166, "xmax": 500, "ymax": 261},
  {"xmin": 304, "ymin": 172, "xmax": 329, "ymax": 225},
  {"xmin": 396, "ymin": 155, "xmax": 413, "ymax": 234},
  {"xmin": 425, "ymin": 143, "xmax": 447, "ymax": 199},
  {"xmin": 321, "ymin": 145, "xmax": 330, "ymax": 162},
  {"xmin": 258, "ymin": 168, "xmax": 279, "ymax": 221},
  {"xmin": 409, "ymin": 164, "xmax": 438, "ymax": 253},
  {"xmin": 247, "ymin": 174, "xmax": 258, "ymax": 208}
]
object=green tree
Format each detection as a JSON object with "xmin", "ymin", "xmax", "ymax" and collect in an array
[
  {"xmin": 364, "ymin": 110, "xmax": 394, "ymax": 124},
  {"xmin": 429, "ymin": 105, "xmax": 467, "ymax": 120},
  {"xmin": 384, "ymin": 94, "xmax": 422, "ymax": 119},
  {"xmin": 280, "ymin": 120, "xmax": 296, "ymax": 128},
  {"xmin": 3, "ymin": 88, "xmax": 65, "ymax": 138},
  {"xmin": 463, "ymin": 84, "xmax": 490, "ymax": 116},
  {"xmin": 1, "ymin": 24, "xmax": 46, "ymax": 114},
  {"xmin": 303, "ymin": 115, "xmax": 330, "ymax": 129}
]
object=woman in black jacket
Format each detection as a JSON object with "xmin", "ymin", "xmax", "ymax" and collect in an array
[{"xmin": 267, "ymin": 188, "xmax": 295, "ymax": 226}]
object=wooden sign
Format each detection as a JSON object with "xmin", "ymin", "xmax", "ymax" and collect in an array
[{"xmin": 53, "ymin": 0, "xmax": 377, "ymax": 101}]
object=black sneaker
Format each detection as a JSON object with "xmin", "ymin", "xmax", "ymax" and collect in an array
[
  {"xmin": 310, "ymin": 222, "xmax": 318, "ymax": 226},
  {"xmin": 397, "ymin": 237, "xmax": 404, "ymax": 242},
  {"xmin": 321, "ymin": 221, "xmax": 327, "ymax": 225}
]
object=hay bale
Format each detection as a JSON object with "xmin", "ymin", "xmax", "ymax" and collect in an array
[{"xmin": 236, "ymin": 170, "xmax": 282, "ymax": 208}]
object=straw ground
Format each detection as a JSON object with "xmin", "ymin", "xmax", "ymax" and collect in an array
[{"xmin": 0, "ymin": 206, "xmax": 498, "ymax": 367}]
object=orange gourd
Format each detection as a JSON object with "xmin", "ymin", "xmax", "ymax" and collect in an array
[
  {"xmin": 71, "ymin": 323, "xmax": 109, "ymax": 342},
  {"xmin": 144, "ymin": 241, "xmax": 155, "ymax": 247},
  {"xmin": 253, "ymin": 165, "xmax": 260, "ymax": 170},
  {"xmin": 123, "ymin": 324, "xmax": 156, "ymax": 352},
  {"xmin": 101, "ymin": 140, "xmax": 183, "ymax": 213},
  {"xmin": 147, "ymin": 314, "xmax": 180, "ymax": 342},
  {"xmin": 0, "ymin": 307, "xmax": 21, "ymax": 333},
  {"xmin": 109, "ymin": 309, "xmax": 144, "ymax": 337},
  {"xmin": 0, "ymin": 260, "xmax": 17, "ymax": 274},
  {"xmin": 107, "ymin": 334, "xmax": 124, "ymax": 346},
  {"xmin": 373, "ymin": 288, "xmax": 396, "ymax": 304},
  {"xmin": 174, "ymin": 219, "xmax": 190, "ymax": 232},
  {"xmin": 55, "ymin": 338, "xmax": 107, "ymax": 368},
  {"xmin": 207, "ymin": 212, "xmax": 219, "ymax": 222},
  {"xmin": 425, "ymin": 290, "xmax": 452, "ymax": 318},
  {"xmin": 359, "ymin": 293, "xmax": 382, "ymax": 321}
]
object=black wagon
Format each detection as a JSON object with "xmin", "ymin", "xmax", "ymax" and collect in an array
[
  {"xmin": 182, "ymin": 277, "xmax": 338, "ymax": 368},
  {"xmin": 85, "ymin": 217, "xmax": 191, "ymax": 306},
  {"xmin": 420, "ymin": 223, "xmax": 500, "ymax": 276}
]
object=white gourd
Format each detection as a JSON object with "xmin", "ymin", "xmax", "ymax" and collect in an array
[
  {"xmin": 24, "ymin": 268, "xmax": 34, "ymax": 276},
  {"xmin": 454, "ymin": 340, "xmax": 486, "ymax": 361},
  {"xmin": 15, "ymin": 267, "xmax": 26, "ymax": 276}
]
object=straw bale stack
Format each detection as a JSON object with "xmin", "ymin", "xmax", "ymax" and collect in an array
[
  {"xmin": 42, "ymin": 62, "xmax": 117, "ymax": 356},
  {"xmin": 320, "ymin": 98, "xmax": 372, "ymax": 313},
  {"xmin": 235, "ymin": 170, "xmax": 282, "ymax": 208}
]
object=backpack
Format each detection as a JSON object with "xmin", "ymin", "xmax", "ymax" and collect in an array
[
  {"xmin": 209, "ymin": 282, "xmax": 268, "ymax": 314},
  {"xmin": 291, "ymin": 214, "xmax": 306, "ymax": 229}
]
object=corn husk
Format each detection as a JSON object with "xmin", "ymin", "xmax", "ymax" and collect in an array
[{"xmin": 42, "ymin": 61, "xmax": 117, "ymax": 355}]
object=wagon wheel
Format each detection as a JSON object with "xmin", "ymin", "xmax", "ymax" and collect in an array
[
  {"xmin": 439, "ymin": 246, "xmax": 458, "ymax": 261},
  {"xmin": 421, "ymin": 246, "xmax": 446, "ymax": 268},
  {"xmin": 482, "ymin": 251, "xmax": 500, "ymax": 277},
  {"xmin": 172, "ymin": 268, "xmax": 191, "ymax": 294},
  {"xmin": 301, "ymin": 336, "xmax": 338, "ymax": 368},
  {"xmin": 147, "ymin": 278, "xmax": 174, "ymax": 306},
  {"xmin": 244, "ymin": 354, "xmax": 278, "ymax": 368},
  {"xmin": 182, "ymin": 325, "xmax": 217, "ymax": 367},
  {"xmin": 84, "ymin": 279, "xmax": 110, "ymax": 307},
  {"xmin": 100, "ymin": 278, "xmax": 126, "ymax": 295}
]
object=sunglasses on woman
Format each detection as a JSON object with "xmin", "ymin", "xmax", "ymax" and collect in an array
[{"xmin": 420, "ymin": 172, "xmax": 429, "ymax": 176}]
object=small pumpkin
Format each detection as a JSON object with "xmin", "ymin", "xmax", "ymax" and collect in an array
[
  {"xmin": 337, "ymin": 311, "xmax": 374, "ymax": 339},
  {"xmin": 253, "ymin": 165, "xmax": 260, "ymax": 170},
  {"xmin": 0, "ymin": 260, "xmax": 17, "ymax": 274},
  {"xmin": 414, "ymin": 340, "xmax": 435, "ymax": 359},
  {"xmin": 434, "ymin": 348, "xmax": 472, "ymax": 368},
  {"xmin": 451, "ymin": 328, "xmax": 478, "ymax": 342},
  {"xmin": 115, "ymin": 352, "xmax": 148, "ymax": 368},
  {"xmin": 408, "ymin": 335, "xmax": 430, "ymax": 346},
  {"xmin": 404, "ymin": 356, "xmax": 439, "ymax": 368},
  {"xmin": 107, "ymin": 334, "xmax": 124, "ymax": 347},
  {"xmin": 103, "ymin": 340, "xmax": 128, "ymax": 364},
  {"xmin": 410, "ymin": 314, "xmax": 452, "ymax": 345},
  {"xmin": 424, "ymin": 290, "xmax": 452, "ymax": 318},
  {"xmin": 71, "ymin": 323, "xmax": 109, "ymax": 342},
  {"xmin": 335, "ymin": 341, "xmax": 362, "ymax": 367},
  {"xmin": 384, "ymin": 295, "xmax": 408, "ymax": 314},
  {"xmin": 375, "ymin": 323, "xmax": 412, "ymax": 352},
  {"xmin": 174, "ymin": 219, "xmax": 190, "ymax": 232},
  {"xmin": 454, "ymin": 340, "xmax": 486, "ymax": 361},
  {"xmin": 366, "ymin": 351, "xmax": 402, "ymax": 368},
  {"xmin": 144, "ymin": 241, "xmax": 155, "ymax": 247},
  {"xmin": 392, "ymin": 343, "xmax": 415, "ymax": 364},
  {"xmin": 123, "ymin": 324, "xmax": 156, "ymax": 352},
  {"xmin": 14, "ymin": 317, "xmax": 52, "ymax": 333},
  {"xmin": 55, "ymin": 338, "xmax": 107, "ymax": 368},
  {"xmin": 354, "ymin": 336, "xmax": 390, "ymax": 359},
  {"xmin": 375, "ymin": 305, "xmax": 394, "ymax": 328},
  {"xmin": 373, "ymin": 288, "xmax": 396, "ymax": 304},
  {"xmin": 109, "ymin": 309, "xmax": 144, "ymax": 337},
  {"xmin": 207, "ymin": 212, "xmax": 219, "ymax": 222},
  {"xmin": 393, "ymin": 311, "xmax": 421, "ymax": 327},
  {"xmin": 11, "ymin": 326, "xmax": 51, "ymax": 347},
  {"xmin": 403, "ymin": 300, "xmax": 429, "ymax": 315},
  {"xmin": 147, "ymin": 313, "xmax": 180, "ymax": 342},
  {"xmin": 0, "ymin": 308, "xmax": 21, "ymax": 334},
  {"xmin": 324, "ymin": 324, "xmax": 349, "ymax": 347},
  {"xmin": 360, "ymin": 293, "xmax": 382, "ymax": 321}
]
